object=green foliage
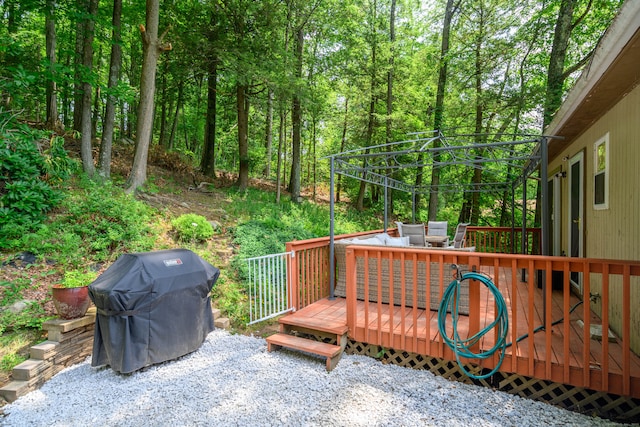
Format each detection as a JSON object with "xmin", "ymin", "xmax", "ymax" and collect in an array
[
  {"xmin": 0, "ymin": 278, "xmax": 31, "ymax": 306},
  {"xmin": 59, "ymin": 270, "xmax": 98, "ymax": 289},
  {"xmin": 233, "ymin": 219, "xmax": 314, "ymax": 260},
  {"xmin": 171, "ymin": 213, "xmax": 215, "ymax": 242},
  {"xmin": 0, "ymin": 328, "xmax": 43, "ymax": 373},
  {"xmin": 210, "ymin": 275, "xmax": 250, "ymax": 326},
  {"xmin": 0, "ymin": 117, "xmax": 65, "ymax": 246},
  {"xmin": 9, "ymin": 178, "xmax": 157, "ymax": 266},
  {"xmin": 0, "ymin": 302, "xmax": 50, "ymax": 335},
  {"xmin": 42, "ymin": 136, "xmax": 79, "ymax": 184},
  {"xmin": 0, "ymin": 353, "xmax": 27, "ymax": 372}
]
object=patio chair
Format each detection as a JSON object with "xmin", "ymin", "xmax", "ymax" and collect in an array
[
  {"xmin": 448, "ymin": 223, "xmax": 469, "ymax": 249},
  {"xmin": 395, "ymin": 221, "xmax": 426, "ymax": 246},
  {"xmin": 426, "ymin": 221, "xmax": 449, "ymax": 247}
]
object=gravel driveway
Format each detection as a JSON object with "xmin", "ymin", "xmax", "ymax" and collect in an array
[{"xmin": 0, "ymin": 329, "xmax": 620, "ymax": 426}]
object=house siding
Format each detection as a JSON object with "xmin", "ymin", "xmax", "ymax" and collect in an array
[{"xmin": 548, "ymin": 83, "xmax": 640, "ymax": 353}]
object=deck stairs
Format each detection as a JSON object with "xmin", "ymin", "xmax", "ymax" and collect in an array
[{"xmin": 266, "ymin": 311, "xmax": 348, "ymax": 371}]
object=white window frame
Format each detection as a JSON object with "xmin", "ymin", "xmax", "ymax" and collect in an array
[{"xmin": 593, "ymin": 133, "xmax": 609, "ymax": 210}]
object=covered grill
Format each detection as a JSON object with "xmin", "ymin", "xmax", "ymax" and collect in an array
[{"xmin": 89, "ymin": 249, "xmax": 219, "ymax": 373}]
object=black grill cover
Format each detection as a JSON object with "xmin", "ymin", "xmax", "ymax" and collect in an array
[{"xmin": 89, "ymin": 249, "xmax": 220, "ymax": 373}]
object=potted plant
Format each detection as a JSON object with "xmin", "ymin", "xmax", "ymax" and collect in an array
[{"xmin": 51, "ymin": 270, "xmax": 98, "ymax": 320}]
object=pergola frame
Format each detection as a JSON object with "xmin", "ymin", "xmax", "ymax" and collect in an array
[{"xmin": 326, "ymin": 130, "xmax": 560, "ymax": 302}]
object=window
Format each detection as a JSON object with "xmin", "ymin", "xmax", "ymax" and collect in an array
[{"xmin": 593, "ymin": 133, "xmax": 609, "ymax": 210}]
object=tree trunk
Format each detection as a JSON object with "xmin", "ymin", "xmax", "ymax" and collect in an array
[
  {"xmin": 336, "ymin": 97, "xmax": 348, "ymax": 203},
  {"xmin": 79, "ymin": 0, "xmax": 98, "ymax": 177},
  {"xmin": 356, "ymin": 1, "xmax": 378, "ymax": 212},
  {"xmin": 97, "ymin": 0, "xmax": 122, "ymax": 181},
  {"xmin": 125, "ymin": 0, "xmax": 163, "ymax": 193},
  {"xmin": 168, "ymin": 80, "xmax": 183, "ymax": 150},
  {"xmin": 425, "ymin": 0, "xmax": 457, "ymax": 220},
  {"xmin": 385, "ymin": 0, "xmax": 396, "ymax": 215},
  {"xmin": 73, "ymin": 0, "xmax": 86, "ymax": 133},
  {"xmin": 544, "ymin": 0, "xmax": 578, "ymax": 128},
  {"xmin": 45, "ymin": 0, "xmax": 58, "ymax": 129},
  {"xmin": 263, "ymin": 89, "xmax": 274, "ymax": 179},
  {"xmin": 236, "ymin": 83, "xmax": 249, "ymax": 190},
  {"xmin": 158, "ymin": 70, "xmax": 168, "ymax": 147},
  {"xmin": 127, "ymin": 43, "xmax": 140, "ymax": 138},
  {"xmin": 289, "ymin": 26, "xmax": 304, "ymax": 202},
  {"xmin": 91, "ymin": 59, "xmax": 101, "ymax": 138},
  {"xmin": 276, "ymin": 104, "xmax": 286, "ymax": 203},
  {"xmin": 201, "ymin": 57, "xmax": 218, "ymax": 178},
  {"xmin": 469, "ymin": 29, "xmax": 484, "ymax": 226},
  {"xmin": 62, "ymin": 53, "xmax": 71, "ymax": 127}
]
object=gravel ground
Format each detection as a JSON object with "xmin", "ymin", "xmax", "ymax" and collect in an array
[{"xmin": 0, "ymin": 330, "xmax": 622, "ymax": 427}]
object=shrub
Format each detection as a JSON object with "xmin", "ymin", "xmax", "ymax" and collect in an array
[
  {"xmin": 231, "ymin": 219, "xmax": 316, "ymax": 281},
  {"xmin": 171, "ymin": 214, "xmax": 214, "ymax": 242},
  {"xmin": 12, "ymin": 178, "xmax": 156, "ymax": 265},
  {"xmin": 0, "ymin": 118, "xmax": 68, "ymax": 246}
]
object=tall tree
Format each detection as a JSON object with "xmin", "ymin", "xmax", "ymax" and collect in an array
[
  {"xmin": 125, "ymin": 0, "xmax": 170, "ymax": 193},
  {"xmin": 73, "ymin": 0, "xmax": 86, "ymax": 132},
  {"xmin": 289, "ymin": 25, "xmax": 304, "ymax": 201},
  {"xmin": 263, "ymin": 88, "xmax": 274, "ymax": 179},
  {"xmin": 44, "ymin": 0, "xmax": 58, "ymax": 128},
  {"xmin": 97, "ymin": 0, "xmax": 123, "ymax": 181},
  {"xmin": 544, "ymin": 0, "xmax": 578, "ymax": 127},
  {"xmin": 201, "ymin": 57, "xmax": 218, "ymax": 178},
  {"xmin": 356, "ymin": 0, "xmax": 381, "ymax": 211},
  {"xmin": 384, "ymin": 0, "xmax": 396, "ymax": 214},
  {"xmin": 79, "ymin": 0, "xmax": 99, "ymax": 177},
  {"xmin": 288, "ymin": 0, "xmax": 321, "ymax": 202},
  {"xmin": 425, "ymin": 0, "xmax": 459, "ymax": 221}
]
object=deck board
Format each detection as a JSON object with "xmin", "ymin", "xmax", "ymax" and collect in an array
[{"xmin": 286, "ymin": 266, "xmax": 640, "ymax": 398}]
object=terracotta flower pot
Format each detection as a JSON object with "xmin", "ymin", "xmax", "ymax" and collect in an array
[{"xmin": 52, "ymin": 285, "xmax": 91, "ymax": 320}]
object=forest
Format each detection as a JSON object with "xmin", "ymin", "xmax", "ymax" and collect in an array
[
  {"xmin": 1, "ymin": 0, "xmax": 623, "ymax": 224},
  {"xmin": 0, "ymin": 0, "xmax": 630, "ymax": 387}
]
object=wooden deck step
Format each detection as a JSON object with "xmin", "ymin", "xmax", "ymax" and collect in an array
[
  {"xmin": 278, "ymin": 314, "xmax": 348, "ymax": 337},
  {"xmin": 266, "ymin": 333, "xmax": 343, "ymax": 371}
]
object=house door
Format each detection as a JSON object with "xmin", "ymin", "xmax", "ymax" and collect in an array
[{"xmin": 568, "ymin": 152, "xmax": 584, "ymax": 294}]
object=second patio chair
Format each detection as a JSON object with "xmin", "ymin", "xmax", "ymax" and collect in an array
[{"xmin": 426, "ymin": 221, "xmax": 449, "ymax": 247}]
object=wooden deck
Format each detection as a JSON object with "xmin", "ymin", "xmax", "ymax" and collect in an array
[
  {"xmin": 284, "ymin": 265, "xmax": 640, "ymax": 398},
  {"xmin": 280, "ymin": 228, "xmax": 640, "ymax": 419}
]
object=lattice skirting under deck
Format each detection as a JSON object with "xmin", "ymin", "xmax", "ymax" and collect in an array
[{"xmin": 342, "ymin": 340, "xmax": 639, "ymax": 423}]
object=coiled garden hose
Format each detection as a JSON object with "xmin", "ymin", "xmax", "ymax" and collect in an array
[
  {"xmin": 437, "ymin": 270, "xmax": 509, "ymax": 380},
  {"xmin": 438, "ymin": 267, "xmax": 585, "ymax": 380}
]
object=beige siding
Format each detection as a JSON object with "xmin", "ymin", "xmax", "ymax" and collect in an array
[{"xmin": 548, "ymin": 83, "xmax": 640, "ymax": 352}]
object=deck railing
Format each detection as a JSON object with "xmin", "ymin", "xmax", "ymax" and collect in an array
[
  {"xmin": 343, "ymin": 246, "xmax": 640, "ymax": 398},
  {"xmin": 286, "ymin": 226, "xmax": 541, "ymax": 310},
  {"xmin": 285, "ymin": 226, "xmax": 640, "ymax": 398},
  {"xmin": 466, "ymin": 226, "xmax": 541, "ymax": 254}
]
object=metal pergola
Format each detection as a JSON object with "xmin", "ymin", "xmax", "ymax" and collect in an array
[{"xmin": 326, "ymin": 130, "xmax": 559, "ymax": 301}]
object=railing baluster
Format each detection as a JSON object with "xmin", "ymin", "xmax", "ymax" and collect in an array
[
  {"xmin": 602, "ymin": 262, "xmax": 610, "ymax": 391},
  {"xmin": 623, "ymin": 264, "xmax": 631, "ymax": 396}
]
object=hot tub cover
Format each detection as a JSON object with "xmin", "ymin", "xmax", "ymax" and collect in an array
[{"xmin": 89, "ymin": 249, "xmax": 220, "ymax": 373}]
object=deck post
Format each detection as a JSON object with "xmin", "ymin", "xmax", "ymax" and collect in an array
[
  {"xmin": 521, "ymin": 174, "xmax": 527, "ymax": 282},
  {"xmin": 540, "ymin": 137, "xmax": 549, "ymax": 327},
  {"xmin": 286, "ymin": 242, "xmax": 299, "ymax": 310},
  {"xmin": 468, "ymin": 255, "xmax": 481, "ymax": 353},
  {"xmin": 345, "ymin": 248, "xmax": 356, "ymax": 331},
  {"xmin": 329, "ymin": 157, "xmax": 336, "ymax": 299}
]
